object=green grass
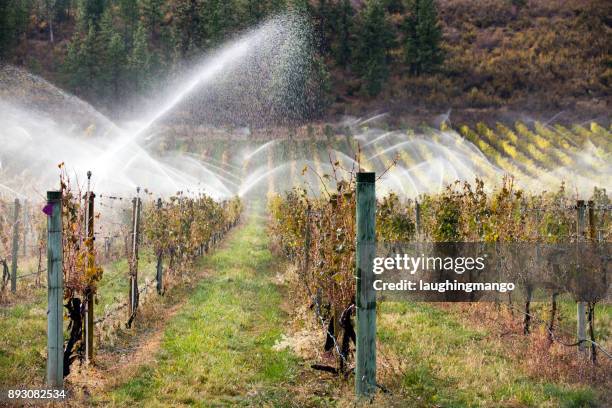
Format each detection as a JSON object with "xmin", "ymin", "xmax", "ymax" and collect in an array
[
  {"xmin": 0, "ymin": 251, "xmax": 157, "ymax": 388},
  {"xmin": 377, "ymin": 301, "xmax": 604, "ymax": 407},
  {"xmin": 101, "ymin": 217, "xmax": 302, "ymax": 407},
  {"xmin": 96, "ymin": 250, "xmax": 157, "ymax": 311},
  {"xmin": 0, "ymin": 300, "xmax": 48, "ymax": 387}
]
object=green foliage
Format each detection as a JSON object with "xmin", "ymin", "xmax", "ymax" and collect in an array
[
  {"xmin": 140, "ymin": 0, "xmax": 164, "ymax": 41},
  {"xmin": 173, "ymin": 0, "xmax": 206, "ymax": 57},
  {"xmin": 315, "ymin": 0, "xmax": 335, "ymax": 54},
  {"xmin": 98, "ymin": 8, "xmax": 126, "ymax": 100},
  {"xmin": 0, "ymin": 0, "xmax": 30, "ymax": 58},
  {"xmin": 118, "ymin": 0, "xmax": 138, "ymax": 39},
  {"xmin": 55, "ymin": 0, "xmax": 71, "ymax": 23},
  {"xmin": 79, "ymin": 0, "xmax": 106, "ymax": 25},
  {"xmin": 204, "ymin": 0, "xmax": 237, "ymax": 46},
  {"xmin": 377, "ymin": 193, "xmax": 415, "ymax": 241},
  {"xmin": 402, "ymin": 0, "xmax": 444, "ymax": 75},
  {"xmin": 128, "ymin": 21, "xmax": 153, "ymax": 92},
  {"xmin": 142, "ymin": 193, "xmax": 241, "ymax": 276},
  {"xmin": 4, "ymin": 0, "xmax": 609, "ymax": 113},
  {"xmin": 62, "ymin": 22, "xmax": 99, "ymax": 96},
  {"xmin": 332, "ymin": 0, "xmax": 353, "ymax": 67},
  {"xmin": 353, "ymin": 0, "xmax": 395, "ymax": 96}
]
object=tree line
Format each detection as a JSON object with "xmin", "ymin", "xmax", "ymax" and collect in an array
[{"xmin": 0, "ymin": 1, "xmax": 443, "ymax": 111}]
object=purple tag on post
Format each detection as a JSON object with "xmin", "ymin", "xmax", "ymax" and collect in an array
[{"xmin": 42, "ymin": 203, "xmax": 54, "ymax": 216}]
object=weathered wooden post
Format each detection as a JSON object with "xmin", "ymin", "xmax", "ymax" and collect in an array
[
  {"xmin": 587, "ymin": 201, "xmax": 596, "ymax": 242},
  {"xmin": 84, "ymin": 171, "xmax": 95, "ymax": 362},
  {"xmin": 22, "ymin": 199, "xmax": 28, "ymax": 258},
  {"xmin": 587, "ymin": 200, "xmax": 597, "ymax": 362},
  {"xmin": 128, "ymin": 189, "xmax": 141, "ymax": 323},
  {"xmin": 576, "ymin": 200, "xmax": 587, "ymax": 353},
  {"xmin": 415, "ymin": 200, "xmax": 421, "ymax": 238},
  {"xmin": 10, "ymin": 198, "xmax": 20, "ymax": 293},
  {"xmin": 46, "ymin": 191, "xmax": 63, "ymax": 388},
  {"xmin": 303, "ymin": 205, "xmax": 311, "ymax": 277},
  {"xmin": 156, "ymin": 198, "xmax": 164, "ymax": 295},
  {"xmin": 355, "ymin": 172, "xmax": 376, "ymax": 397}
]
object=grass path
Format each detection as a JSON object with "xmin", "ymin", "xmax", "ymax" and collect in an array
[
  {"xmin": 97, "ymin": 214, "xmax": 608, "ymax": 407},
  {"xmin": 99, "ymin": 216, "xmax": 306, "ymax": 407}
]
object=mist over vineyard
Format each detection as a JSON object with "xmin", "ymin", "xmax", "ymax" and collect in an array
[{"xmin": 0, "ymin": 1, "xmax": 610, "ymax": 407}]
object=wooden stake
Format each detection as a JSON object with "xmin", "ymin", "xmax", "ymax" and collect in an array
[
  {"xmin": 156, "ymin": 198, "xmax": 163, "ymax": 295},
  {"xmin": 10, "ymin": 198, "xmax": 20, "ymax": 293},
  {"xmin": 587, "ymin": 200, "xmax": 597, "ymax": 362},
  {"xmin": 415, "ymin": 200, "xmax": 421, "ymax": 238},
  {"xmin": 576, "ymin": 200, "xmax": 587, "ymax": 353},
  {"xmin": 128, "ymin": 193, "xmax": 141, "ymax": 322},
  {"xmin": 303, "ymin": 206, "xmax": 311, "ymax": 278},
  {"xmin": 355, "ymin": 172, "xmax": 376, "ymax": 398},
  {"xmin": 22, "ymin": 199, "xmax": 28, "ymax": 258},
  {"xmin": 46, "ymin": 191, "xmax": 63, "ymax": 388},
  {"xmin": 84, "ymin": 186, "xmax": 95, "ymax": 362}
]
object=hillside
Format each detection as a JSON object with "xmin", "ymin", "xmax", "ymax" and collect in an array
[{"xmin": 0, "ymin": 0, "xmax": 610, "ymax": 125}]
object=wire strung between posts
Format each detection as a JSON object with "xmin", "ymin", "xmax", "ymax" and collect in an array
[
  {"xmin": 520, "ymin": 205, "xmax": 612, "ymax": 211},
  {"xmin": 15, "ymin": 270, "xmax": 46, "ymax": 280},
  {"xmin": 94, "ymin": 279, "xmax": 157, "ymax": 326},
  {"xmin": 505, "ymin": 304, "xmax": 612, "ymax": 359},
  {"xmin": 98, "ymin": 194, "xmax": 131, "ymax": 201}
]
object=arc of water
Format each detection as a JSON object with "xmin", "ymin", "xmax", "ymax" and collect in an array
[
  {"xmin": 184, "ymin": 152, "xmax": 243, "ymax": 171},
  {"xmin": 243, "ymin": 140, "xmax": 278, "ymax": 161},
  {"xmin": 238, "ymin": 162, "xmax": 292, "ymax": 196},
  {"xmin": 363, "ymin": 131, "xmax": 396, "ymax": 147},
  {"xmin": 179, "ymin": 156, "xmax": 241, "ymax": 187},
  {"xmin": 357, "ymin": 113, "xmax": 388, "ymax": 127}
]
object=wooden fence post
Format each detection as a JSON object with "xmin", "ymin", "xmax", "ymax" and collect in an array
[
  {"xmin": 587, "ymin": 200, "xmax": 597, "ymax": 363},
  {"xmin": 128, "ymin": 191, "xmax": 141, "ymax": 323},
  {"xmin": 84, "ymin": 175, "xmax": 95, "ymax": 362},
  {"xmin": 576, "ymin": 200, "xmax": 587, "ymax": 353},
  {"xmin": 22, "ymin": 199, "xmax": 28, "ymax": 258},
  {"xmin": 10, "ymin": 198, "xmax": 20, "ymax": 293},
  {"xmin": 355, "ymin": 172, "xmax": 376, "ymax": 398},
  {"xmin": 46, "ymin": 191, "xmax": 63, "ymax": 388},
  {"xmin": 415, "ymin": 200, "xmax": 421, "ymax": 238},
  {"xmin": 156, "ymin": 198, "xmax": 163, "ymax": 295},
  {"xmin": 303, "ymin": 205, "xmax": 311, "ymax": 276}
]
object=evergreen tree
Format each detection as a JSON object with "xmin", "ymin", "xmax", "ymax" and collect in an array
[
  {"xmin": 244, "ymin": 0, "xmax": 263, "ymax": 25},
  {"xmin": 269, "ymin": 0, "xmax": 287, "ymax": 14},
  {"xmin": 106, "ymin": 32, "xmax": 127, "ymax": 98},
  {"xmin": 79, "ymin": 0, "xmax": 106, "ymax": 25},
  {"xmin": 353, "ymin": 0, "xmax": 395, "ymax": 96},
  {"xmin": 63, "ymin": 22, "xmax": 100, "ymax": 96},
  {"xmin": 55, "ymin": 0, "xmax": 71, "ymax": 23},
  {"xmin": 316, "ymin": 0, "xmax": 336, "ymax": 55},
  {"xmin": 119, "ymin": 0, "xmax": 138, "ymax": 43},
  {"xmin": 205, "ymin": 0, "xmax": 236, "ymax": 47},
  {"xmin": 291, "ymin": 0, "xmax": 312, "ymax": 15},
  {"xmin": 98, "ymin": 8, "xmax": 127, "ymax": 100},
  {"xmin": 140, "ymin": 0, "xmax": 164, "ymax": 42},
  {"xmin": 0, "ymin": 0, "xmax": 30, "ymax": 58},
  {"xmin": 174, "ymin": 0, "xmax": 206, "ymax": 57},
  {"xmin": 333, "ymin": 0, "xmax": 353, "ymax": 67},
  {"xmin": 402, "ymin": 0, "xmax": 443, "ymax": 75},
  {"xmin": 384, "ymin": 0, "xmax": 404, "ymax": 13},
  {"xmin": 128, "ymin": 21, "xmax": 153, "ymax": 92},
  {"xmin": 80, "ymin": 23, "xmax": 100, "ymax": 89}
]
